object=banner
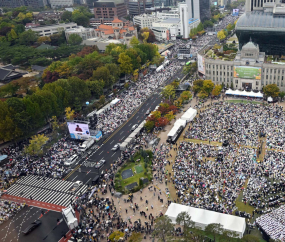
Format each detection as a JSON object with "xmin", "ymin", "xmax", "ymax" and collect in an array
[
  {"xmin": 234, "ymin": 66, "xmax": 261, "ymax": 80},
  {"xmin": 198, "ymin": 54, "xmax": 205, "ymax": 75}
]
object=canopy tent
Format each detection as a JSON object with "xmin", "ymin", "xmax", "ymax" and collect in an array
[
  {"xmin": 156, "ymin": 65, "xmax": 164, "ymax": 72},
  {"xmin": 111, "ymin": 98, "xmax": 120, "ymax": 105},
  {"xmin": 181, "ymin": 108, "xmax": 197, "ymax": 122},
  {"xmin": 174, "ymin": 119, "xmax": 187, "ymax": 128},
  {"xmin": 168, "ymin": 125, "xmax": 182, "ymax": 138},
  {"xmin": 225, "ymin": 89, "xmax": 263, "ymax": 98},
  {"xmin": 267, "ymin": 96, "xmax": 273, "ymax": 102},
  {"xmin": 165, "ymin": 203, "xmax": 246, "ymax": 238}
]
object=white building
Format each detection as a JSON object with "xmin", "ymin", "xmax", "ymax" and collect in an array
[
  {"xmin": 156, "ymin": 11, "xmax": 179, "ymax": 19},
  {"xmin": 186, "ymin": 0, "xmax": 200, "ymax": 20},
  {"xmin": 133, "ymin": 14, "xmax": 158, "ymax": 29},
  {"xmin": 65, "ymin": 26, "xmax": 96, "ymax": 41},
  {"xmin": 49, "ymin": 0, "xmax": 74, "ymax": 9},
  {"xmin": 28, "ymin": 22, "xmax": 78, "ymax": 36},
  {"xmin": 152, "ymin": 18, "xmax": 180, "ymax": 41}
]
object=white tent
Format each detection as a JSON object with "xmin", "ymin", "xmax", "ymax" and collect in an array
[
  {"xmin": 225, "ymin": 89, "xmax": 233, "ymax": 95},
  {"xmin": 268, "ymin": 96, "xmax": 273, "ymax": 102},
  {"xmin": 111, "ymin": 98, "xmax": 120, "ymax": 105},
  {"xmin": 181, "ymin": 108, "xmax": 197, "ymax": 122},
  {"xmin": 226, "ymin": 89, "xmax": 263, "ymax": 98},
  {"xmin": 156, "ymin": 65, "xmax": 164, "ymax": 72},
  {"xmin": 174, "ymin": 119, "xmax": 187, "ymax": 128},
  {"xmin": 165, "ymin": 203, "xmax": 246, "ymax": 239}
]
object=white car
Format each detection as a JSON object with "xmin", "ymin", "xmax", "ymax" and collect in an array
[
  {"xmin": 74, "ymin": 181, "xmax": 83, "ymax": 186},
  {"xmin": 111, "ymin": 144, "xmax": 120, "ymax": 151},
  {"xmin": 131, "ymin": 124, "xmax": 138, "ymax": 131},
  {"xmin": 64, "ymin": 154, "xmax": 78, "ymax": 166}
]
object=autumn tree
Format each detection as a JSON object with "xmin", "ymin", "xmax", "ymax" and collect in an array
[
  {"xmin": 161, "ymin": 85, "xmax": 175, "ymax": 100},
  {"xmin": 158, "ymin": 103, "xmax": 169, "ymax": 115},
  {"xmin": 51, "ymin": 115, "xmax": 59, "ymax": 131},
  {"xmin": 217, "ymin": 30, "xmax": 226, "ymax": 40},
  {"xmin": 118, "ymin": 52, "xmax": 133, "ymax": 75},
  {"xmin": 130, "ymin": 36, "xmax": 140, "ymax": 47},
  {"xmin": 165, "ymin": 111, "xmax": 175, "ymax": 122},
  {"xmin": 65, "ymin": 107, "xmax": 75, "ymax": 120},
  {"xmin": 37, "ymin": 36, "xmax": 51, "ymax": 44},
  {"xmin": 144, "ymin": 120, "xmax": 155, "ymax": 132},
  {"xmin": 212, "ymin": 84, "xmax": 222, "ymax": 96},
  {"xmin": 180, "ymin": 91, "xmax": 192, "ymax": 102},
  {"xmin": 202, "ymin": 80, "xmax": 215, "ymax": 95},
  {"xmin": 99, "ymin": 95, "xmax": 106, "ymax": 105},
  {"xmin": 263, "ymin": 84, "xmax": 280, "ymax": 98},
  {"xmin": 109, "ymin": 231, "xmax": 124, "ymax": 242},
  {"xmin": 150, "ymin": 110, "xmax": 161, "ymax": 120},
  {"xmin": 169, "ymin": 105, "xmax": 178, "ymax": 114},
  {"xmin": 155, "ymin": 117, "xmax": 169, "ymax": 127},
  {"xmin": 192, "ymin": 79, "xmax": 204, "ymax": 94},
  {"xmin": 24, "ymin": 134, "xmax": 49, "ymax": 156}
]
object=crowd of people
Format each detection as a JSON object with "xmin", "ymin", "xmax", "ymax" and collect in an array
[
  {"xmin": 0, "ymin": 200, "xmax": 25, "ymax": 223},
  {"xmin": 96, "ymin": 60, "xmax": 181, "ymax": 135}
]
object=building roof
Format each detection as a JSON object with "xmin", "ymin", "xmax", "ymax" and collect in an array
[
  {"xmin": 236, "ymin": 11, "xmax": 285, "ymax": 32},
  {"xmin": 128, "ymin": 26, "xmax": 135, "ymax": 31},
  {"xmin": 161, "ymin": 18, "xmax": 180, "ymax": 24},
  {"xmin": 0, "ymin": 67, "xmax": 25, "ymax": 82},
  {"xmin": 112, "ymin": 16, "xmax": 123, "ymax": 23},
  {"xmin": 31, "ymin": 65, "xmax": 48, "ymax": 72},
  {"xmin": 103, "ymin": 29, "xmax": 114, "ymax": 34},
  {"xmin": 2, "ymin": 64, "xmax": 15, "ymax": 70},
  {"xmin": 242, "ymin": 41, "xmax": 258, "ymax": 50},
  {"xmin": 93, "ymin": 2, "xmax": 115, "ymax": 7},
  {"xmin": 98, "ymin": 24, "xmax": 113, "ymax": 30}
]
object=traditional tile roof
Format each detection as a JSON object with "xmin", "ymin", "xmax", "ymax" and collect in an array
[{"xmin": 112, "ymin": 16, "xmax": 123, "ymax": 23}]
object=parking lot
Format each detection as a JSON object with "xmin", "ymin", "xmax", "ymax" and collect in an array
[{"xmin": 0, "ymin": 206, "xmax": 68, "ymax": 242}]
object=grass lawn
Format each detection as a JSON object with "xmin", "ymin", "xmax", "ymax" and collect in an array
[
  {"xmin": 115, "ymin": 153, "xmax": 152, "ymax": 193},
  {"xmin": 226, "ymin": 100, "xmax": 263, "ymax": 105}
]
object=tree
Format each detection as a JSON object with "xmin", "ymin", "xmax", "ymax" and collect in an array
[
  {"xmin": 109, "ymin": 231, "xmax": 124, "ymax": 242},
  {"xmin": 192, "ymin": 79, "xmax": 204, "ymax": 94},
  {"xmin": 74, "ymin": 97, "xmax": 81, "ymax": 112},
  {"xmin": 118, "ymin": 52, "xmax": 133, "ymax": 75},
  {"xmin": 198, "ymin": 90, "xmax": 209, "ymax": 99},
  {"xmin": 128, "ymin": 232, "xmax": 142, "ymax": 242},
  {"xmin": 217, "ymin": 30, "xmax": 226, "ymax": 40},
  {"xmin": 279, "ymin": 91, "xmax": 285, "ymax": 101},
  {"xmin": 155, "ymin": 117, "xmax": 169, "ymax": 127},
  {"xmin": 161, "ymin": 85, "xmax": 175, "ymax": 100},
  {"xmin": 72, "ymin": 13, "xmax": 89, "ymax": 27},
  {"xmin": 197, "ymin": 22, "xmax": 204, "ymax": 32},
  {"xmin": 130, "ymin": 36, "xmax": 140, "ymax": 47},
  {"xmin": 150, "ymin": 110, "xmax": 161, "ymax": 120},
  {"xmin": 180, "ymin": 91, "xmax": 192, "ymax": 102},
  {"xmin": 61, "ymin": 11, "xmax": 72, "ymax": 21},
  {"xmin": 165, "ymin": 111, "xmax": 175, "ymax": 122},
  {"xmin": 152, "ymin": 215, "xmax": 174, "ymax": 242},
  {"xmin": 37, "ymin": 36, "xmax": 51, "ymax": 44},
  {"xmin": 124, "ymin": 83, "xmax": 129, "ymax": 89},
  {"xmin": 142, "ymin": 31, "xmax": 149, "ymax": 43},
  {"xmin": 68, "ymin": 34, "xmax": 83, "ymax": 45},
  {"xmin": 99, "ymin": 95, "xmax": 106, "ymax": 105},
  {"xmin": 242, "ymin": 234, "xmax": 260, "ymax": 242},
  {"xmin": 65, "ymin": 107, "xmax": 75, "ymax": 120},
  {"xmin": 51, "ymin": 115, "xmax": 59, "ymax": 131},
  {"xmin": 205, "ymin": 223, "xmax": 224, "ymax": 242},
  {"xmin": 144, "ymin": 120, "xmax": 155, "ymax": 132},
  {"xmin": 18, "ymin": 29, "xmax": 38, "ymax": 45},
  {"xmin": 7, "ymin": 29, "xmax": 18, "ymax": 42},
  {"xmin": 263, "ymin": 84, "xmax": 280, "ymax": 98},
  {"xmin": 212, "ymin": 84, "xmax": 222, "ymax": 96},
  {"xmin": 176, "ymin": 212, "xmax": 195, "ymax": 241},
  {"xmin": 24, "ymin": 134, "xmax": 49, "ymax": 156},
  {"xmin": 202, "ymin": 80, "xmax": 215, "ymax": 94}
]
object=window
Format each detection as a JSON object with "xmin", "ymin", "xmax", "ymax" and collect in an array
[{"xmin": 235, "ymin": 80, "xmax": 238, "ymax": 83}]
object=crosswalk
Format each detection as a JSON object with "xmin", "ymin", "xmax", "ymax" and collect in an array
[{"xmin": 6, "ymin": 175, "xmax": 87, "ymax": 207}]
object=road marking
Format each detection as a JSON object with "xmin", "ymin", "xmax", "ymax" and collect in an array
[
  {"xmin": 136, "ymin": 116, "xmax": 139, "ymax": 119},
  {"xmin": 71, "ymin": 175, "xmax": 78, "ymax": 181},
  {"xmin": 120, "ymin": 131, "xmax": 124, "ymax": 135},
  {"xmin": 111, "ymin": 153, "xmax": 116, "ymax": 157},
  {"xmin": 85, "ymin": 178, "xmax": 91, "ymax": 185},
  {"xmin": 121, "ymin": 136, "xmax": 125, "ymax": 140},
  {"xmin": 110, "ymin": 140, "xmax": 114, "ymax": 144},
  {"xmin": 99, "ymin": 150, "xmax": 103, "ymax": 155}
]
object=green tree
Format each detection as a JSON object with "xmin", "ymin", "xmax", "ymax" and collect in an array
[
  {"xmin": 130, "ymin": 36, "xmax": 140, "ymax": 47},
  {"xmin": 7, "ymin": 29, "xmax": 18, "ymax": 42},
  {"xmin": 61, "ymin": 11, "xmax": 72, "ymax": 21},
  {"xmin": 18, "ymin": 29, "xmax": 38, "ymax": 45},
  {"xmin": 263, "ymin": 84, "xmax": 280, "ymax": 98},
  {"xmin": 86, "ymin": 80, "xmax": 104, "ymax": 98},
  {"xmin": 180, "ymin": 91, "xmax": 192, "ymax": 102},
  {"xmin": 144, "ymin": 120, "xmax": 155, "ymax": 132},
  {"xmin": 241, "ymin": 234, "xmax": 260, "ymax": 242},
  {"xmin": 109, "ymin": 231, "xmax": 124, "ymax": 242},
  {"xmin": 192, "ymin": 79, "xmax": 204, "ymax": 94},
  {"xmin": 118, "ymin": 52, "xmax": 133, "ymax": 75},
  {"xmin": 279, "ymin": 91, "xmax": 285, "ymax": 101},
  {"xmin": 51, "ymin": 115, "xmax": 59, "ymax": 131},
  {"xmin": 24, "ymin": 134, "xmax": 49, "ymax": 156},
  {"xmin": 74, "ymin": 97, "xmax": 81, "ymax": 112},
  {"xmin": 197, "ymin": 22, "xmax": 204, "ymax": 32},
  {"xmin": 128, "ymin": 232, "xmax": 142, "ymax": 242},
  {"xmin": 68, "ymin": 34, "xmax": 83, "ymax": 45},
  {"xmin": 176, "ymin": 212, "xmax": 195, "ymax": 241},
  {"xmin": 152, "ymin": 215, "xmax": 174, "ymax": 242},
  {"xmin": 205, "ymin": 223, "xmax": 224, "ymax": 242},
  {"xmin": 161, "ymin": 85, "xmax": 175, "ymax": 100},
  {"xmin": 72, "ymin": 13, "xmax": 89, "ymax": 27},
  {"xmin": 92, "ymin": 66, "xmax": 112, "ymax": 87}
]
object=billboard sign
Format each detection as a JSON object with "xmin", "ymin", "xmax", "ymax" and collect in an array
[
  {"xmin": 232, "ymin": 9, "xmax": 239, "ymax": 16},
  {"xmin": 67, "ymin": 122, "xmax": 90, "ymax": 139},
  {"xmin": 197, "ymin": 54, "xmax": 205, "ymax": 75},
  {"xmin": 233, "ymin": 66, "xmax": 261, "ymax": 80}
]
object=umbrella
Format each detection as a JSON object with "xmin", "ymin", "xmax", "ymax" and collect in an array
[
  {"xmin": 106, "ymin": 206, "xmax": 109, "ymax": 209},
  {"xmin": 125, "ymin": 228, "xmax": 129, "ymax": 232}
]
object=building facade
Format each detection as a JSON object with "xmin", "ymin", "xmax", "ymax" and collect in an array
[
  {"xmin": 133, "ymin": 14, "xmax": 158, "ymax": 28},
  {"xmin": 49, "ymin": 0, "xmax": 74, "ymax": 9},
  {"xmin": 65, "ymin": 26, "xmax": 96, "ymax": 41},
  {"xmin": 200, "ymin": 41, "xmax": 285, "ymax": 91},
  {"xmin": 29, "ymin": 22, "xmax": 77, "ymax": 36},
  {"xmin": 128, "ymin": 0, "xmax": 154, "ymax": 16},
  {"xmin": 199, "ymin": 0, "xmax": 210, "ymax": 22},
  {"xmin": 93, "ymin": 0, "xmax": 127, "ymax": 19},
  {"xmin": 0, "ymin": 0, "xmax": 47, "ymax": 8}
]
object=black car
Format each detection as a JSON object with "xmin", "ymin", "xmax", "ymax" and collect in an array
[{"xmin": 22, "ymin": 220, "xmax": 42, "ymax": 235}]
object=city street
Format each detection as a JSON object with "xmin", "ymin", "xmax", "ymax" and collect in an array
[{"xmin": 65, "ymin": 68, "xmax": 185, "ymax": 185}]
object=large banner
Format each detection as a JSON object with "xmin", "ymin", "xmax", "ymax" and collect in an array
[
  {"xmin": 234, "ymin": 66, "xmax": 261, "ymax": 80},
  {"xmin": 197, "ymin": 54, "xmax": 205, "ymax": 75},
  {"xmin": 67, "ymin": 122, "xmax": 90, "ymax": 139},
  {"xmin": 232, "ymin": 9, "xmax": 239, "ymax": 16}
]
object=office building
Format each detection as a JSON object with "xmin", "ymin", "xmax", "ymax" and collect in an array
[
  {"xmin": 152, "ymin": 17, "xmax": 180, "ymax": 40},
  {"xmin": 186, "ymin": 0, "xmax": 200, "ymax": 20},
  {"xmin": 93, "ymin": 0, "xmax": 127, "ymax": 19},
  {"xmin": 199, "ymin": 0, "xmax": 211, "ymax": 22},
  {"xmin": 65, "ymin": 26, "xmax": 96, "ymax": 40},
  {"xmin": 236, "ymin": 0, "xmax": 285, "ymax": 55},
  {"xmin": 49, "ymin": 0, "xmax": 74, "ymax": 9},
  {"xmin": 133, "ymin": 14, "xmax": 158, "ymax": 28},
  {"xmin": 128, "ymin": 0, "xmax": 154, "ymax": 16},
  {"xmin": 199, "ymin": 41, "xmax": 285, "ymax": 91},
  {"xmin": 28, "ymin": 22, "xmax": 77, "ymax": 36},
  {"xmin": 0, "ymin": 0, "xmax": 47, "ymax": 8}
]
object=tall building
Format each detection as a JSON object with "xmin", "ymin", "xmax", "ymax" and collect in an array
[
  {"xmin": 0, "ymin": 0, "xmax": 47, "ymax": 8},
  {"xmin": 186, "ymin": 0, "xmax": 200, "ymax": 20},
  {"xmin": 199, "ymin": 0, "xmax": 210, "ymax": 22},
  {"xmin": 49, "ymin": 0, "xmax": 74, "ymax": 8},
  {"xmin": 236, "ymin": 0, "xmax": 285, "ymax": 55},
  {"xmin": 128, "ymin": 0, "xmax": 154, "ymax": 16},
  {"xmin": 93, "ymin": 0, "xmax": 127, "ymax": 19}
]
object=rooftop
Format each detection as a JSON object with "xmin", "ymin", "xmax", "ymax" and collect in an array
[
  {"xmin": 65, "ymin": 27, "xmax": 95, "ymax": 33},
  {"xmin": 28, "ymin": 22, "xmax": 77, "ymax": 31},
  {"xmin": 236, "ymin": 11, "xmax": 285, "ymax": 32},
  {"xmin": 161, "ymin": 18, "xmax": 180, "ymax": 24}
]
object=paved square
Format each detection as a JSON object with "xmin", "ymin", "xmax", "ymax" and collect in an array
[{"xmin": 121, "ymin": 169, "xmax": 134, "ymax": 179}]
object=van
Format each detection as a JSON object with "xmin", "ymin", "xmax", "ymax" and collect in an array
[
  {"xmin": 92, "ymin": 175, "xmax": 100, "ymax": 185},
  {"xmin": 64, "ymin": 154, "xmax": 78, "ymax": 166}
]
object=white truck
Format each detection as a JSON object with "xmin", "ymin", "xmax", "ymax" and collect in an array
[{"xmin": 80, "ymin": 138, "xmax": 94, "ymax": 152}]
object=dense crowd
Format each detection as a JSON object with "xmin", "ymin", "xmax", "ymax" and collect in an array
[
  {"xmin": 0, "ymin": 200, "xmax": 25, "ymax": 223},
  {"xmin": 96, "ymin": 60, "xmax": 181, "ymax": 135}
]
